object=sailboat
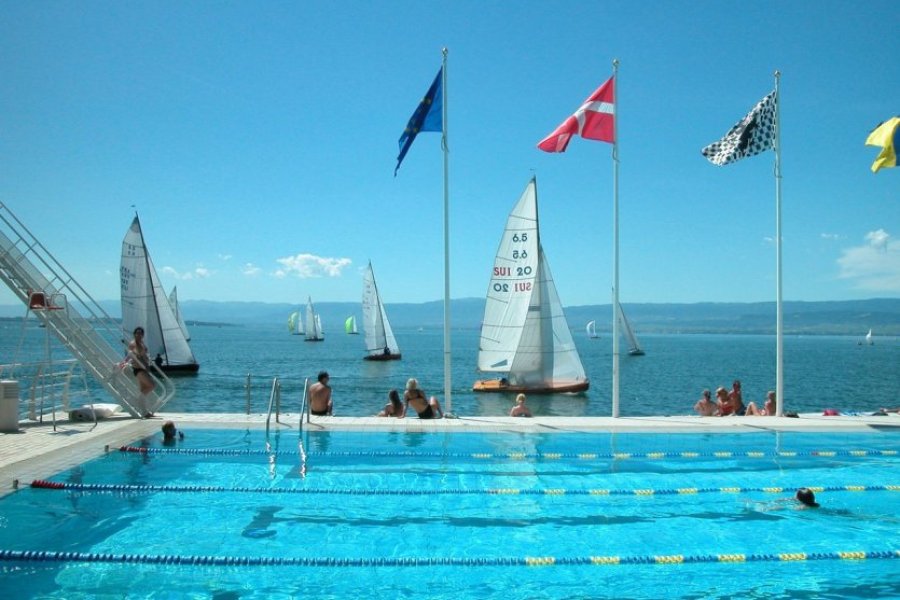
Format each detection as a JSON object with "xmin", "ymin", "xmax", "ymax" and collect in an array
[
  {"xmin": 865, "ymin": 328, "xmax": 874, "ymax": 345},
  {"xmin": 473, "ymin": 178, "xmax": 589, "ymax": 393},
  {"xmin": 121, "ymin": 215, "xmax": 200, "ymax": 373},
  {"xmin": 288, "ymin": 310, "xmax": 304, "ymax": 335},
  {"xmin": 617, "ymin": 301, "xmax": 645, "ymax": 356},
  {"xmin": 168, "ymin": 286, "xmax": 191, "ymax": 342},
  {"xmin": 586, "ymin": 320, "xmax": 599, "ymax": 339},
  {"xmin": 345, "ymin": 315, "xmax": 359, "ymax": 335},
  {"xmin": 305, "ymin": 297, "xmax": 324, "ymax": 342},
  {"xmin": 362, "ymin": 261, "xmax": 401, "ymax": 360}
]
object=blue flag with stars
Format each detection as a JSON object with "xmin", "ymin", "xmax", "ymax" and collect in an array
[{"xmin": 395, "ymin": 67, "xmax": 443, "ymax": 176}]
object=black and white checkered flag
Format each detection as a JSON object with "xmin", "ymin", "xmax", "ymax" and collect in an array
[{"xmin": 702, "ymin": 91, "xmax": 776, "ymax": 166}]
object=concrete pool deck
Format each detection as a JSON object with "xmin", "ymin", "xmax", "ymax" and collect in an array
[{"xmin": 1, "ymin": 411, "xmax": 898, "ymax": 498}]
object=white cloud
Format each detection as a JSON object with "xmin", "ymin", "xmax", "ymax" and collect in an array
[
  {"xmin": 241, "ymin": 263, "xmax": 262, "ymax": 276},
  {"xmin": 161, "ymin": 265, "xmax": 212, "ymax": 281},
  {"xmin": 836, "ymin": 229, "xmax": 900, "ymax": 292},
  {"xmin": 218, "ymin": 253, "xmax": 233, "ymax": 262},
  {"xmin": 820, "ymin": 233, "xmax": 842, "ymax": 241},
  {"xmin": 275, "ymin": 253, "xmax": 352, "ymax": 278}
]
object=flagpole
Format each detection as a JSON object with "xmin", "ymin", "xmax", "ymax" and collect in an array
[
  {"xmin": 441, "ymin": 47, "xmax": 453, "ymax": 414},
  {"xmin": 611, "ymin": 58, "xmax": 620, "ymax": 418},
  {"xmin": 774, "ymin": 70, "xmax": 784, "ymax": 417}
]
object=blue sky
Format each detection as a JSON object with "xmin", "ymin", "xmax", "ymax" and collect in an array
[{"xmin": 1, "ymin": 1, "xmax": 897, "ymax": 309}]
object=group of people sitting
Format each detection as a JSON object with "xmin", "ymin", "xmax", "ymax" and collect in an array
[
  {"xmin": 694, "ymin": 380, "xmax": 777, "ymax": 417},
  {"xmin": 376, "ymin": 378, "xmax": 446, "ymax": 419}
]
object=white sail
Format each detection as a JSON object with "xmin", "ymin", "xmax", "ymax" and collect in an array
[
  {"xmin": 168, "ymin": 286, "xmax": 191, "ymax": 341},
  {"xmin": 617, "ymin": 301, "xmax": 645, "ymax": 356},
  {"xmin": 362, "ymin": 261, "xmax": 400, "ymax": 357},
  {"xmin": 476, "ymin": 178, "xmax": 587, "ymax": 390},
  {"xmin": 288, "ymin": 310, "xmax": 304, "ymax": 335},
  {"xmin": 305, "ymin": 297, "xmax": 323, "ymax": 341},
  {"xmin": 866, "ymin": 329, "xmax": 873, "ymax": 345},
  {"xmin": 586, "ymin": 320, "xmax": 598, "ymax": 338},
  {"xmin": 121, "ymin": 215, "xmax": 198, "ymax": 370}
]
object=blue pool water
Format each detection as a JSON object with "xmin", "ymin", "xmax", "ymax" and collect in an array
[{"xmin": 1, "ymin": 429, "xmax": 898, "ymax": 599}]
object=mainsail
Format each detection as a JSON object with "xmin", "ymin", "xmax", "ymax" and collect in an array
[
  {"xmin": 616, "ymin": 301, "xmax": 645, "ymax": 356},
  {"xmin": 121, "ymin": 215, "xmax": 199, "ymax": 372},
  {"xmin": 288, "ymin": 310, "xmax": 304, "ymax": 335},
  {"xmin": 168, "ymin": 286, "xmax": 191, "ymax": 342},
  {"xmin": 474, "ymin": 178, "xmax": 587, "ymax": 393},
  {"xmin": 362, "ymin": 261, "xmax": 401, "ymax": 360},
  {"xmin": 305, "ymin": 297, "xmax": 324, "ymax": 341},
  {"xmin": 345, "ymin": 315, "xmax": 359, "ymax": 335},
  {"xmin": 586, "ymin": 320, "xmax": 598, "ymax": 339}
]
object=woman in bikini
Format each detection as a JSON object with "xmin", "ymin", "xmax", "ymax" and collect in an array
[
  {"xmin": 400, "ymin": 378, "xmax": 444, "ymax": 419},
  {"xmin": 377, "ymin": 389, "xmax": 403, "ymax": 417},
  {"xmin": 128, "ymin": 326, "xmax": 156, "ymax": 417}
]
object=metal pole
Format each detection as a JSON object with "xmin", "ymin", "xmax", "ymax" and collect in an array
[
  {"xmin": 245, "ymin": 373, "xmax": 251, "ymax": 415},
  {"xmin": 774, "ymin": 71, "xmax": 784, "ymax": 417},
  {"xmin": 441, "ymin": 47, "xmax": 453, "ymax": 414},
  {"xmin": 611, "ymin": 59, "xmax": 620, "ymax": 418}
]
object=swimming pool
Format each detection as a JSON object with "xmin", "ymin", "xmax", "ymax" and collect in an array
[{"xmin": 1, "ymin": 429, "xmax": 898, "ymax": 599}]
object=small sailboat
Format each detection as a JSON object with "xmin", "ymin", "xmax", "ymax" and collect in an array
[
  {"xmin": 617, "ymin": 301, "xmax": 645, "ymax": 356},
  {"xmin": 473, "ymin": 177, "xmax": 588, "ymax": 393},
  {"xmin": 586, "ymin": 320, "xmax": 599, "ymax": 339},
  {"xmin": 362, "ymin": 261, "xmax": 401, "ymax": 360},
  {"xmin": 345, "ymin": 315, "xmax": 359, "ymax": 335},
  {"xmin": 865, "ymin": 328, "xmax": 874, "ymax": 345},
  {"xmin": 168, "ymin": 286, "xmax": 191, "ymax": 342},
  {"xmin": 305, "ymin": 297, "xmax": 324, "ymax": 342},
  {"xmin": 288, "ymin": 310, "xmax": 304, "ymax": 335},
  {"xmin": 121, "ymin": 215, "xmax": 199, "ymax": 373}
]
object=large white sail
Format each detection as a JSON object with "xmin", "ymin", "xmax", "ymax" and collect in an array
[
  {"xmin": 475, "ymin": 178, "xmax": 587, "ymax": 392},
  {"xmin": 305, "ymin": 297, "xmax": 323, "ymax": 341},
  {"xmin": 617, "ymin": 300, "xmax": 645, "ymax": 356},
  {"xmin": 362, "ymin": 261, "xmax": 400, "ymax": 358},
  {"xmin": 168, "ymin": 286, "xmax": 191, "ymax": 341},
  {"xmin": 121, "ymin": 215, "xmax": 198, "ymax": 371}
]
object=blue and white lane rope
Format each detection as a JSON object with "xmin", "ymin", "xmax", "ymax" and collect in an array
[
  {"xmin": 31, "ymin": 479, "xmax": 900, "ymax": 497},
  {"xmin": 118, "ymin": 445, "xmax": 900, "ymax": 461},
  {"xmin": 0, "ymin": 548, "xmax": 897, "ymax": 568}
]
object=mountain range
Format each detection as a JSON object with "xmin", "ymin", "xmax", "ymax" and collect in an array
[{"xmin": 3, "ymin": 297, "xmax": 898, "ymax": 335}]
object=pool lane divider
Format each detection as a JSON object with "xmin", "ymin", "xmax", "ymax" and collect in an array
[
  {"xmin": 117, "ymin": 446, "xmax": 900, "ymax": 461},
  {"xmin": 29, "ymin": 479, "xmax": 900, "ymax": 497},
  {"xmin": 0, "ymin": 548, "xmax": 897, "ymax": 568}
]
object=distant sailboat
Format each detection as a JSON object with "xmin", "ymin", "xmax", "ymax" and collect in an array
[
  {"xmin": 362, "ymin": 261, "xmax": 401, "ymax": 360},
  {"xmin": 586, "ymin": 320, "xmax": 599, "ymax": 339},
  {"xmin": 305, "ymin": 297, "xmax": 324, "ymax": 342},
  {"xmin": 473, "ymin": 177, "xmax": 589, "ymax": 393},
  {"xmin": 617, "ymin": 301, "xmax": 645, "ymax": 356},
  {"xmin": 865, "ymin": 328, "xmax": 874, "ymax": 345},
  {"xmin": 168, "ymin": 286, "xmax": 191, "ymax": 342},
  {"xmin": 345, "ymin": 315, "xmax": 359, "ymax": 335},
  {"xmin": 288, "ymin": 310, "xmax": 304, "ymax": 335},
  {"xmin": 121, "ymin": 215, "xmax": 199, "ymax": 373}
]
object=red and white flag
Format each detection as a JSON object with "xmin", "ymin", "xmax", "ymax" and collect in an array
[{"xmin": 537, "ymin": 76, "xmax": 615, "ymax": 153}]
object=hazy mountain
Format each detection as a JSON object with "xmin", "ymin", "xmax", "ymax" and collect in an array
[{"xmin": 2, "ymin": 297, "xmax": 898, "ymax": 335}]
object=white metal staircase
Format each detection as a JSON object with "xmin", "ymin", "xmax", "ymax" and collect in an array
[{"xmin": 0, "ymin": 202, "xmax": 175, "ymax": 416}]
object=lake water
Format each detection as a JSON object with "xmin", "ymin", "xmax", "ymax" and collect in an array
[{"xmin": 5, "ymin": 320, "xmax": 894, "ymax": 418}]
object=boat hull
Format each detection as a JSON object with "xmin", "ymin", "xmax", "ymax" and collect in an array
[
  {"xmin": 305, "ymin": 338, "xmax": 324, "ymax": 342},
  {"xmin": 628, "ymin": 350, "xmax": 645, "ymax": 356},
  {"xmin": 160, "ymin": 363, "xmax": 200, "ymax": 374},
  {"xmin": 472, "ymin": 379, "xmax": 589, "ymax": 394},
  {"xmin": 363, "ymin": 353, "xmax": 402, "ymax": 361}
]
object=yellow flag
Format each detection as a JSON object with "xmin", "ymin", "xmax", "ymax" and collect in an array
[{"xmin": 865, "ymin": 116, "xmax": 900, "ymax": 173}]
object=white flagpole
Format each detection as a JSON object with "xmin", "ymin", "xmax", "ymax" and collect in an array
[
  {"xmin": 611, "ymin": 58, "xmax": 620, "ymax": 418},
  {"xmin": 774, "ymin": 70, "xmax": 784, "ymax": 417},
  {"xmin": 441, "ymin": 47, "xmax": 453, "ymax": 414}
]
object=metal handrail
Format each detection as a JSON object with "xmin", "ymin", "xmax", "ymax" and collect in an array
[
  {"xmin": 264, "ymin": 377, "xmax": 280, "ymax": 437},
  {"xmin": 298, "ymin": 377, "xmax": 309, "ymax": 433}
]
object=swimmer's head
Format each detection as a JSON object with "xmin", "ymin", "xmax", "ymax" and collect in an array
[{"xmin": 796, "ymin": 487, "xmax": 820, "ymax": 508}]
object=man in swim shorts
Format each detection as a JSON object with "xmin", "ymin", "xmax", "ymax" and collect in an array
[{"xmin": 308, "ymin": 371, "xmax": 333, "ymax": 416}]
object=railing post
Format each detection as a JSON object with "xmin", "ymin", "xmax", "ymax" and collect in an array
[
  {"xmin": 275, "ymin": 380, "xmax": 281, "ymax": 423},
  {"xmin": 245, "ymin": 373, "xmax": 251, "ymax": 414}
]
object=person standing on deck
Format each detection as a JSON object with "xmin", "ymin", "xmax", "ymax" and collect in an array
[
  {"xmin": 308, "ymin": 371, "xmax": 333, "ymax": 416},
  {"xmin": 128, "ymin": 327, "xmax": 155, "ymax": 418}
]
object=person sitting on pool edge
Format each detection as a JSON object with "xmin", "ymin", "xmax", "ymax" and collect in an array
[
  {"xmin": 377, "ymin": 389, "xmax": 403, "ymax": 417},
  {"xmin": 308, "ymin": 371, "xmax": 333, "ymax": 416},
  {"xmin": 694, "ymin": 389, "xmax": 717, "ymax": 416},
  {"xmin": 400, "ymin": 378, "xmax": 444, "ymax": 419},
  {"xmin": 795, "ymin": 487, "xmax": 820, "ymax": 508},
  {"xmin": 509, "ymin": 393, "xmax": 532, "ymax": 417},
  {"xmin": 746, "ymin": 391, "xmax": 776, "ymax": 416}
]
